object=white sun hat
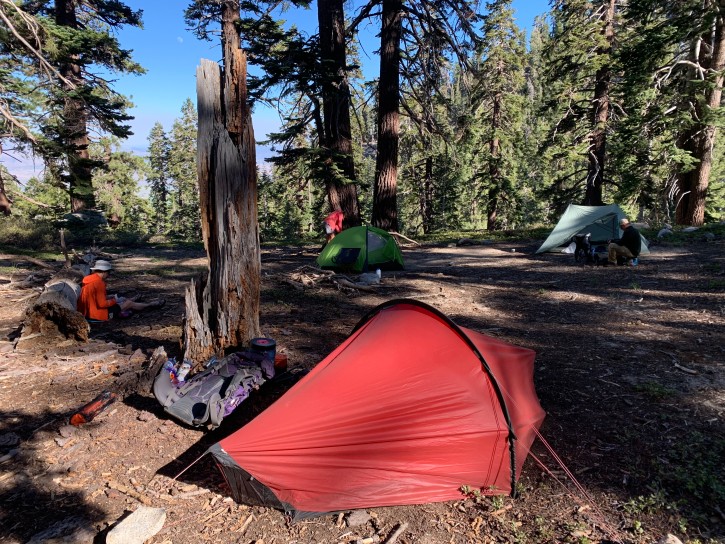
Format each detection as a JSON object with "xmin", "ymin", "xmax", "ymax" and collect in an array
[{"xmin": 90, "ymin": 260, "xmax": 113, "ymax": 271}]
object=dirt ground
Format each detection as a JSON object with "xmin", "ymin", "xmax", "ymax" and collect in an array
[{"xmin": 0, "ymin": 232, "xmax": 723, "ymax": 544}]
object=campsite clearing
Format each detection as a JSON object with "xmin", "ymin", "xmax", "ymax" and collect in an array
[{"xmin": 0, "ymin": 233, "xmax": 723, "ymax": 544}]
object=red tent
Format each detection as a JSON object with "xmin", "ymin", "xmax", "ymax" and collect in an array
[{"xmin": 210, "ymin": 299, "xmax": 545, "ymax": 519}]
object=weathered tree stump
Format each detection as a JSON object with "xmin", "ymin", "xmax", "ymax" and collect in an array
[
  {"xmin": 182, "ymin": 22, "xmax": 261, "ymax": 364},
  {"xmin": 114, "ymin": 346, "xmax": 168, "ymax": 398}
]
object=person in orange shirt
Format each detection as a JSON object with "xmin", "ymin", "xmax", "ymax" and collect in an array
[
  {"xmin": 77, "ymin": 260, "xmax": 164, "ymax": 321},
  {"xmin": 323, "ymin": 209, "xmax": 344, "ymax": 244}
]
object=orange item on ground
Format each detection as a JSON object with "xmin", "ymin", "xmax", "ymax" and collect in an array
[
  {"xmin": 70, "ymin": 390, "xmax": 118, "ymax": 426},
  {"xmin": 274, "ymin": 353, "xmax": 288, "ymax": 372}
]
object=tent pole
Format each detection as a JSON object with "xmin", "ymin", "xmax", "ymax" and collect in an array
[{"xmin": 363, "ymin": 225, "xmax": 369, "ymax": 273}]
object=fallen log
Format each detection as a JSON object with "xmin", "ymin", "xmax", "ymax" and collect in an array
[
  {"xmin": 21, "ymin": 265, "xmax": 90, "ymax": 342},
  {"xmin": 0, "ymin": 254, "xmax": 56, "ymax": 270}
]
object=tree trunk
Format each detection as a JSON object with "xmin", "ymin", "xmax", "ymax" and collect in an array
[
  {"xmin": 0, "ymin": 165, "xmax": 11, "ymax": 215},
  {"xmin": 421, "ymin": 154, "xmax": 433, "ymax": 234},
  {"xmin": 182, "ymin": 3, "xmax": 260, "ymax": 363},
  {"xmin": 371, "ymin": 0, "xmax": 402, "ymax": 232},
  {"xmin": 55, "ymin": 0, "xmax": 95, "ymax": 213},
  {"xmin": 676, "ymin": 2, "xmax": 725, "ymax": 226},
  {"xmin": 583, "ymin": 0, "xmax": 614, "ymax": 207},
  {"xmin": 318, "ymin": 0, "xmax": 361, "ymax": 228},
  {"xmin": 487, "ymin": 92, "xmax": 502, "ymax": 231}
]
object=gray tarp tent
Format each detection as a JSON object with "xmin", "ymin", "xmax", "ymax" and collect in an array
[{"xmin": 536, "ymin": 204, "xmax": 650, "ymax": 255}]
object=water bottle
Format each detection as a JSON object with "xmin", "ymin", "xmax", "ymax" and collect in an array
[
  {"xmin": 176, "ymin": 361, "xmax": 192, "ymax": 382},
  {"xmin": 162, "ymin": 358, "xmax": 175, "ymax": 377}
]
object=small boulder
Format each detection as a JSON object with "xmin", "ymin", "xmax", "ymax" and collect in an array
[
  {"xmin": 129, "ymin": 349, "xmax": 146, "ymax": 365},
  {"xmin": 346, "ymin": 509, "xmax": 372, "ymax": 527},
  {"xmin": 655, "ymin": 535, "xmax": 683, "ymax": 544},
  {"xmin": 106, "ymin": 506, "xmax": 166, "ymax": 544}
]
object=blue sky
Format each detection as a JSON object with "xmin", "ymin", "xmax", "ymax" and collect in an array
[
  {"xmin": 118, "ymin": 0, "xmax": 550, "ymax": 153},
  {"xmin": 8, "ymin": 0, "xmax": 550, "ymax": 181}
]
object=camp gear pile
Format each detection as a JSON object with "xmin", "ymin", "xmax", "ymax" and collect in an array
[
  {"xmin": 537, "ymin": 203, "xmax": 650, "ymax": 255},
  {"xmin": 153, "ymin": 351, "xmax": 273, "ymax": 428}
]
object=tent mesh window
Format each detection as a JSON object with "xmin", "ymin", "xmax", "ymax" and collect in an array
[{"xmin": 332, "ymin": 247, "xmax": 361, "ymax": 265}]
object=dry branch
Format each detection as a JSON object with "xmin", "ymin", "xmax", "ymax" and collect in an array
[
  {"xmin": 106, "ymin": 479, "xmax": 152, "ymax": 505},
  {"xmin": 389, "ymin": 231, "xmax": 420, "ymax": 246},
  {"xmin": 383, "ymin": 522, "xmax": 409, "ymax": 544},
  {"xmin": 335, "ymin": 278, "xmax": 378, "ymax": 292},
  {"xmin": 282, "ymin": 265, "xmax": 381, "ymax": 293},
  {"xmin": 0, "ymin": 254, "xmax": 56, "ymax": 270},
  {"xmin": 674, "ymin": 362, "xmax": 698, "ymax": 375}
]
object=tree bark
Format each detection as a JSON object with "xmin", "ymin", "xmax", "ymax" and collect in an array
[
  {"xmin": 0, "ymin": 164, "xmax": 11, "ymax": 215},
  {"xmin": 487, "ymin": 91, "xmax": 502, "ymax": 231},
  {"xmin": 318, "ymin": 0, "xmax": 361, "ymax": 227},
  {"xmin": 55, "ymin": 0, "xmax": 95, "ymax": 213},
  {"xmin": 676, "ymin": 1, "xmax": 725, "ymax": 226},
  {"xmin": 421, "ymin": 153, "xmax": 433, "ymax": 234},
  {"xmin": 371, "ymin": 0, "xmax": 402, "ymax": 232},
  {"xmin": 182, "ymin": 3, "xmax": 260, "ymax": 363},
  {"xmin": 583, "ymin": 0, "xmax": 614, "ymax": 207}
]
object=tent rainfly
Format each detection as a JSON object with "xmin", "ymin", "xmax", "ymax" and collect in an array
[
  {"xmin": 209, "ymin": 299, "xmax": 546, "ymax": 520},
  {"xmin": 316, "ymin": 225, "xmax": 404, "ymax": 273},
  {"xmin": 536, "ymin": 203, "xmax": 650, "ymax": 255}
]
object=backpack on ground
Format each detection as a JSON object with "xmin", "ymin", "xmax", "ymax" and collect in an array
[
  {"xmin": 573, "ymin": 233, "xmax": 593, "ymax": 263},
  {"xmin": 153, "ymin": 352, "xmax": 271, "ymax": 428}
]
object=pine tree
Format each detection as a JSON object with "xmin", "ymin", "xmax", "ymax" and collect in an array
[
  {"xmin": 317, "ymin": 0, "xmax": 361, "ymax": 226},
  {"xmin": 471, "ymin": 0, "xmax": 527, "ymax": 230},
  {"xmin": 91, "ymin": 138, "xmax": 151, "ymax": 237},
  {"xmin": 146, "ymin": 122, "xmax": 171, "ymax": 235},
  {"xmin": 371, "ymin": 0, "xmax": 403, "ymax": 231},
  {"xmin": 167, "ymin": 99, "xmax": 200, "ymax": 241},
  {"xmin": 518, "ymin": 15, "xmax": 554, "ymax": 224},
  {"xmin": 541, "ymin": 0, "xmax": 617, "ymax": 207},
  {"xmin": 0, "ymin": 0, "xmax": 61, "ymax": 213},
  {"xmin": 621, "ymin": 0, "xmax": 725, "ymax": 226},
  {"xmin": 21, "ymin": 0, "xmax": 144, "ymax": 213},
  {"xmin": 188, "ymin": 0, "xmax": 363, "ymax": 227}
]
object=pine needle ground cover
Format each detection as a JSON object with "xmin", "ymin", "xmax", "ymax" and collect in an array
[{"xmin": 0, "ymin": 233, "xmax": 723, "ymax": 544}]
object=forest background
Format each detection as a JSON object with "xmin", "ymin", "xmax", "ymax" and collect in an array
[{"xmin": 1, "ymin": 0, "xmax": 724, "ymax": 250}]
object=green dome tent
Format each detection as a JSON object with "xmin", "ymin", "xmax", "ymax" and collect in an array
[
  {"xmin": 536, "ymin": 204, "xmax": 650, "ymax": 255},
  {"xmin": 316, "ymin": 225, "xmax": 404, "ymax": 272}
]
